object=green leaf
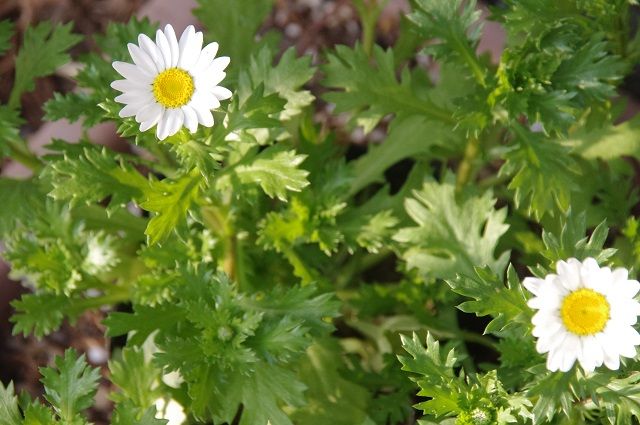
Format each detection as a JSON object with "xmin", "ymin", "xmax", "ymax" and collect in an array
[
  {"xmin": 109, "ymin": 347, "xmax": 160, "ymax": 409},
  {"xmin": 10, "ymin": 22, "xmax": 81, "ymax": 107},
  {"xmin": 347, "ymin": 115, "xmax": 456, "ymax": 195},
  {"xmin": 0, "ymin": 381, "xmax": 22, "ymax": 425},
  {"xmin": 10, "ymin": 293, "xmax": 71, "ymax": 338},
  {"xmin": 39, "ymin": 349, "xmax": 101, "ymax": 422},
  {"xmin": 500, "ymin": 126, "xmax": 581, "ymax": 219},
  {"xmin": 0, "ymin": 177, "xmax": 43, "ymax": 236},
  {"xmin": 0, "ymin": 105, "xmax": 24, "ymax": 158},
  {"xmin": 105, "ymin": 304, "xmax": 184, "ymax": 346},
  {"xmin": 44, "ymin": 144, "xmax": 148, "ymax": 212},
  {"xmin": 140, "ymin": 173, "xmax": 203, "ymax": 245},
  {"xmin": 291, "ymin": 341, "xmax": 373, "ymax": 425},
  {"xmin": 112, "ymin": 403, "xmax": 168, "ymax": 425},
  {"xmin": 239, "ymin": 46, "xmax": 314, "ymax": 120},
  {"xmin": 564, "ymin": 115, "xmax": 640, "ymax": 160},
  {"xmin": 0, "ymin": 20, "xmax": 14, "ymax": 56},
  {"xmin": 394, "ymin": 177, "xmax": 510, "ymax": 280},
  {"xmin": 234, "ymin": 147, "xmax": 310, "ymax": 201},
  {"xmin": 354, "ymin": 210, "xmax": 399, "ymax": 254},
  {"xmin": 213, "ymin": 364, "xmax": 306, "ymax": 425},
  {"xmin": 323, "ymin": 44, "xmax": 453, "ymax": 131},
  {"xmin": 23, "ymin": 401, "xmax": 58, "ymax": 424},
  {"xmin": 194, "ymin": 0, "xmax": 274, "ymax": 68},
  {"xmin": 540, "ymin": 210, "xmax": 616, "ymax": 265},
  {"xmin": 398, "ymin": 333, "xmax": 461, "ymax": 418},
  {"xmin": 408, "ymin": 0, "xmax": 485, "ymax": 85},
  {"xmin": 447, "ymin": 265, "xmax": 531, "ymax": 334},
  {"xmin": 224, "ymin": 84, "xmax": 288, "ymax": 136},
  {"xmin": 525, "ymin": 368, "xmax": 575, "ymax": 424}
]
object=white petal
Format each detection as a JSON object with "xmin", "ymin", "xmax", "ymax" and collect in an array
[
  {"xmin": 523, "ymin": 277, "xmax": 545, "ymax": 295},
  {"xmin": 603, "ymin": 348, "xmax": 621, "ymax": 370},
  {"xmin": 111, "ymin": 79, "xmax": 148, "ymax": 93},
  {"xmin": 138, "ymin": 33, "xmax": 165, "ymax": 71},
  {"xmin": 578, "ymin": 335, "xmax": 603, "ymax": 372},
  {"xmin": 182, "ymin": 106, "xmax": 199, "ymax": 133},
  {"xmin": 194, "ymin": 107, "xmax": 214, "ymax": 127},
  {"xmin": 136, "ymin": 103, "xmax": 162, "ymax": 123},
  {"xmin": 557, "ymin": 259, "xmax": 581, "ymax": 291},
  {"xmin": 119, "ymin": 104, "xmax": 141, "ymax": 118},
  {"xmin": 156, "ymin": 29, "xmax": 173, "ymax": 69},
  {"xmin": 209, "ymin": 56, "xmax": 230, "ymax": 72},
  {"xmin": 163, "ymin": 24, "xmax": 180, "ymax": 67},
  {"xmin": 113, "ymin": 61, "xmax": 153, "ymax": 83},
  {"xmin": 612, "ymin": 274, "xmax": 640, "ymax": 299},
  {"xmin": 128, "ymin": 43, "xmax": 158, "ymax": 74},
  {"xmin": 210, "ymin": 86, "xmax": 232, "ymax": 101},
  {"xmin": 115, "ymin": 91, "xmax": 154, "ymax": 105},
  {"xmin": 192, "ymin": 42, "xmax": 220, "ymax": 74},
  {"xmin": 178, "ymin": 26, "xmax": 203, "ymax": 70},
  {"xmin": 140, "ymin": 108, "xmax": 164, "ymax": 132},
  {"xmin": 190, "ymin": 91, "xmax": 220, "ymax": 110},
  {"xmin": 559, "ymin": 334, "xmax": 580, "ymax": 372},
  {"xmin": 546, "ymin": 348, "xmax": 563, "ymax": 372},
  {"xmin": 157, "ymin": 109, "xmax": 184, "ymax": 140}
]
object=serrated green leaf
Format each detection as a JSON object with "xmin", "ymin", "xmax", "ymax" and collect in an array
[
  {"xmin": 0, "ymin": 20, "xmax": 14, "ymax": 56},
  {"xmin": 239, "ymin": 46, "xmax": 315, "ymax": 120},
  {"xmin": 0, "ymin": 381, "xmax": 22, "ymax": 425},
  {"xmin": 112, "ymin": 403, "xmax": 168, "ymax": 425},
  {"xmin": 500, "ymin": 126, "xmax": 581, "ymax": 219},
  {"xmin": 39, "ymin": 349, "xmax": 101, "ymax": 422},
  {"xmin": 140, "ymin": 173, "xmax": 202, "ymax": 245},
  {"xmin": 0, "ymin": 177, "xmax": 43, "ymax": 236},
  {"xmin": 194, "ymin": 0, "xmax": 274, "ymax": 69},
  {"xmin": 234, "ymin": 146, "xmax": 309, "ymax": 201},
  {"xmin": 564, "ymin": 115, "xmax": 640, "ymax": 160},
  {"xmin": 10, "ymin": 22, "xmax": 81, "ymax": 107},
  {"xmin": 398, "ymin": 333, "xmax": 461, "ymax": 418},
  {"xmin": 540, "ymin": 210, "xmax": 617, "ymax": 265},
  {"xmin": 394, "ymin": 177, "xmax": 510, "ymax": 279},
  {"xmin": 10, "ymin": 293, "xmax": 71, "ymax": 338},
  {"xmin": 44, "ymin": 144, "xmax": 148, "ymax": 212},
  {"xmin": 447, "ymin": 265, "xmax": 531, "ymax": 334},
  {"xmin": 23, "ymin": 401, "xmax": 58, "ymax": 425},
  {"xmin": 408, "ymin": 0, "xmax": 485, "ymax": 85},
  {"xmin": 105, "ymin": 304, "xmax": 184, "ymax": 346},
  {"xmin": 323, "ymin": 44, "xmax": 453, "ymax": 131},
  {"xmin": 109, "ymin": 347, "xmax": 160, "ymax": 409}
]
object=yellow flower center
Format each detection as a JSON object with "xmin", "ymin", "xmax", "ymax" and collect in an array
[
  {"xmin": 560, "ymin": 288, "xmax": 610, "ymax": 336},
  {"xmin": 152, "ymin": 68, "xmax": 194, "ymax": 108}
]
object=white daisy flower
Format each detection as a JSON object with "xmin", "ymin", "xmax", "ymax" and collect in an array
[
  {"xmin": 524, "ymin": 257, "xmax": 640, "ymax": 373},
  {"xmin": 111, "ymin": 24, "xmax": 232, "ymax": 140}
]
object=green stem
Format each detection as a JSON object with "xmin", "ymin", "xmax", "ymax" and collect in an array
[
  {"xmin": 455, "ymin": 135, "xmax": 481, "ymax": 190},
  {"xmin": 6, "ymin": 139, "xmax": 43, "ymax": 173},
  {"xmin": 282, "ymin": 246, "xmax": 314, "ymax": 285},
  {"xmin": 201, "ymin": 205, "xmax": 236, "ymax": 280},
  {"xmin": 452, "ymin": 33, "xmax": 486, "ymax": 87},
  {"xmin": 71, "ymin": 287, "xmax": 130, "ymax": 312}
]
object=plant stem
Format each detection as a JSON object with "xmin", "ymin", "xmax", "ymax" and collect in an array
[
  {"xmin": 71, "ymin": 287, "xmax": 131, "ymax": 312},
  {"xmin": 201, "ymin": 205, "xmax": 237, "ymax": 281},
  {"xmin": 6, "ymin": 139, "xmax": 43, "ymax": 173},
  {"xmin": 455, "ymin": 135, "xmax": 480, "ymax": 190}
]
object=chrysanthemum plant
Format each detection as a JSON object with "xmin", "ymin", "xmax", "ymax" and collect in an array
[{"xmin": 2, "ymin": 0, "xmax": 640, "ymax": 423}]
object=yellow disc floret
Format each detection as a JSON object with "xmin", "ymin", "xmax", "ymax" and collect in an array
[
  {"xmin": 560, "ymin": 288, "xmax": 610, "ymax": 336},
  {"xmin": 152, "ymin": 68, "xmax": 194, "ymax": 108}
]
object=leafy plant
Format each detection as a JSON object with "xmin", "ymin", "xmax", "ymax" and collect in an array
[{"xmin": 2, "ymin": 0, "xmax": 640, "ymax": 423}]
